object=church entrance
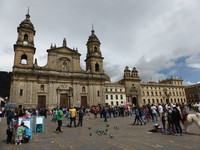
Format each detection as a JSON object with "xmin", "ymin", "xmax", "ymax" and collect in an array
[
  {"xmin": 38, "ymin": 95, "xmax": 46, "ymax": 108},
  {"xmin": 81, "ymin": 96, "xmax": 87, "ymax": 107},
  {"xmin": 60, "ymin": 94, "xmax": 70, "ymax": 108}
]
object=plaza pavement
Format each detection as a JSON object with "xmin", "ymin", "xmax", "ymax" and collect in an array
[{"xmin": 0, "ymin": 113, "xmax": 200, "ymax": 150}]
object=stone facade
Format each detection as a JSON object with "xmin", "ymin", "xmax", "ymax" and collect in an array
[
  {"xmin": 185, "ymin": 83, "xmax": 200, "ymax": 102},
  {"xmin": 9, "ymin": 12, "xmax": 187, "ymax": 109},
  {"xmin": 118, "ymin": 66, "xmax": 187, "ymax": 106},
  {"xmin": 9, "ymin": 13, "xmax": 110, "ymax": 109},
  {"xmin": 105, "ymin": 82, "xmax": 126, "ymax": 106}
]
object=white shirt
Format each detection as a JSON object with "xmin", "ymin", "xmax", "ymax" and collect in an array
[
  {"xmin": 151, "ymin": 106, "xmax": 157, "ymax": 114},
  {"xmin": 158, "ymin": 105, "xmax": 163, "ymax": 113}
]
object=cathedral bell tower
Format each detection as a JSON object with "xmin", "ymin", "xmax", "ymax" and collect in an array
[
  {"xmin": 85, "ymin": 27, "xmax": 104, "ymax": 74},
  {"xmin": 13, "ymin": 10, "xmax": 36, "ymax": 70}
]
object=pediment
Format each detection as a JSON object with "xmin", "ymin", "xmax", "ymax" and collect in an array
[{"xmin": 47, "ymin": 46, "xmax": 81, "ymax": 56}]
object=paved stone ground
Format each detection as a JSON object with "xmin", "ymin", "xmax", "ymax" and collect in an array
[{"xmin": 0, "ymin": 113, "xmax": 200, "ymax": 150}]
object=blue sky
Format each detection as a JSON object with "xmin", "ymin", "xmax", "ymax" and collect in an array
[{"xmin": 1, "ymin": 0, "xmax": 200, "ymax": 85}]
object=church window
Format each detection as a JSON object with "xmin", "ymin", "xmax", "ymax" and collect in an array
[
  {"xmin": 106, "ymin": 95, "xmax": 108, "ymax": 100},
  {"xmin": 111, "ymin": 101, "xmax": 113, "ymax": 105},
  {"xmin": 62, "ymin": 62, "xmax": 68, "ymax": 71},
  {"xmin": 82, "ymin": 87, "xmax": 86, "ymax": 93},
  {"xmin": 20, "ymin": 54, "xmax": 28, "ymax": 64},
  {"xmin": 120, "ymin": 95, "xmax": 123, "ymax": 99},
  {"xmin": 97, "ymin": 91, "xmax": 100, "ymax": 97},
  {"xmin": 40, "ymin": 85, "xmax": 44, "ymax": 92},
  {"xmin": 143, "ymin": 99, "xmax": 146, "ymax": 104},
  {"xmin": 24, "ymin": 34, "xmax": 28, "ymax": 41},
  {"xmin": 95, "ymin": 63, "xmax": 99, "ymax": 72},
  {"xmin": 20, "ymin": 89, "xmax": 23, "ymax": 96},
  {"xmin": 94, "ymin": 46, "xmax": 97, "ymax": 52},
  {"xmin": 116, "ymin": 95, "xmax": 118, "ymax": 99}
]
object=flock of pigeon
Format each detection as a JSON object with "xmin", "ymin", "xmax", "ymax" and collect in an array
[{"xmin": 88, "ymin": 123, "xmax": 119, "ymax": 139}]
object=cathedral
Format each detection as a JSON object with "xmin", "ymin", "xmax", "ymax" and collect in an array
[
  {"xmin": 9, "ymin": 12, "xmax": 110, "ymax": 109},
  {"xmin": 9, "ymin": 12, "xmax": 187, "ymax": 109}
]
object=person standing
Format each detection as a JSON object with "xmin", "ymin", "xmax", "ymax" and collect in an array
[
  {"xmin": 151, "ymin": 104, "xmax": 157, "ymax": 121},
  {"xmin": 69, "ymin": 106, "xmax": 76, "ymax": 127},
  {"xmin": 56, "ymin": 107, "xmax": 63, "ymax": 133},
  {"xmin": 103, "ymin": 107, "xmax": 108, "ymax": 122},
  {"xmin": 77, "ymin": 108, "xmax": 84, "ymax": 126},
  {"xmin": 172, "ymin": 105, "xmax": 183, "ymax": 135},
  {"xmin": 158, "ymin": 104, "xmax": 163, "ymax": 117}
]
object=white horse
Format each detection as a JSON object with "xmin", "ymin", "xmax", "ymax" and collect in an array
[{"xmin": 182, "ymin": 107, "xmax": 200, "ymax": 133}]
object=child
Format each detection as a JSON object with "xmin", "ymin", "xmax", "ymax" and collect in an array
[
  {"xmin": 65, "ymin": 109, "xmax": 70, "ymax": 127},
  {"xmin": 15, "ymin": 122, "xmax": 25, "ymax": 145},
  {"xmin": 23, "ymin": 126, "xmax": 31, "ymax": 143}
]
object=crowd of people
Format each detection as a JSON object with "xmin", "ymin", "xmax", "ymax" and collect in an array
[{"xmin": 0, "ymin": 101, "xmax": 199, "ymax": 145}]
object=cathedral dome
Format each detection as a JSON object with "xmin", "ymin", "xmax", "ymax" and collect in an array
[
  {"xmin": 87, "ymin": 29, "xmax": 100, "ymax": 44},
  {"xmin": 19, "ymin": 13, "xmax": 34, "ymax": 30}
]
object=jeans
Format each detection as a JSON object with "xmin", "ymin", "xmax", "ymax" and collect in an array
[
  {"xmin": 70, "ymin": 117, "xmax": 76, "ymax": 127},
  {"xmin": 174, "ymin": 120, "xmax": 182, "ymax": 134},
  {"xmin": 152, "ymin": 113, "xmax": 157, "ymax": 121}
]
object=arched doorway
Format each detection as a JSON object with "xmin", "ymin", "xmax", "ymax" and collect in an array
[{"xmin": 132, "ymin": 97, "xmax": 137, "ymax": 106}]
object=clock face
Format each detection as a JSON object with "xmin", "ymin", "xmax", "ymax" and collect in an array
[{"xmin": 23, "ymin": 41, "xmax": 28, "ymax": 45}]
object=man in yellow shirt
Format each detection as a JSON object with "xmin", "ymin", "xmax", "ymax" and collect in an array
[{"xmin": 69, "ymin": 106, "xmax": 76, "ymax": 127}]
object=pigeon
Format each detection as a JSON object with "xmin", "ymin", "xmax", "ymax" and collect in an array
[
  {"xmin": 106, "ymin": 129, "xmax": 108, "ymax": 132},
  {"xmin": 109, "ymin": 134, "xmax": 114, "ymax": 138},
  {"xmin": 96, "ymin": 130, "xmax": 99, "ymax": 134},
  {"xmin": 106, "ymin": 123, "xmax": 109, "ymax": 127},
  {"xmin": 88, "ymin": 127, "xmax": 92, "ymax": 130},
  {"xmin": 89, "ymin": 133, "xmax": 92, "ymax": 136}
]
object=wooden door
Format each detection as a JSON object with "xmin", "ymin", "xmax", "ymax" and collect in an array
[
  {"xmin": 81, "ymin": 96, "xmax": 87, "ymax": 107},
  {"xmin": 38, "ymin": 95, "xmax": 46, "ymax": 108},
  {"xmin": 60, "ymin": 94, "xmax": 70, "ymax": 108}
]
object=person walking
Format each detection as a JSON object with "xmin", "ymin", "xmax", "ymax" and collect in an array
[
  {"xmin": 69, "ymin": 106, "xmax": 76, "ymax": 127},
  {"xmin": 56, "ymin": 107, "xmax": 63, "ymax": 133},
  {"xmin": 133, "ymin": 106, "xmax": 143, "ymax": 125}
]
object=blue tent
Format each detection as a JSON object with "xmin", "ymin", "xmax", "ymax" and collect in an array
[{"xmin": 6, "ymin": 105, "xmax": 15, "ymax": 108}]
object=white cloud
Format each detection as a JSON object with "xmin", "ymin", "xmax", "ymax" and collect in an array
[
  {"xmin": 185, "ymin": 54, "xmax": 200, "ymax": 69},
  {"xmin": 1, "ymin": 0, "xmax": 200, "ymax": 84}
]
